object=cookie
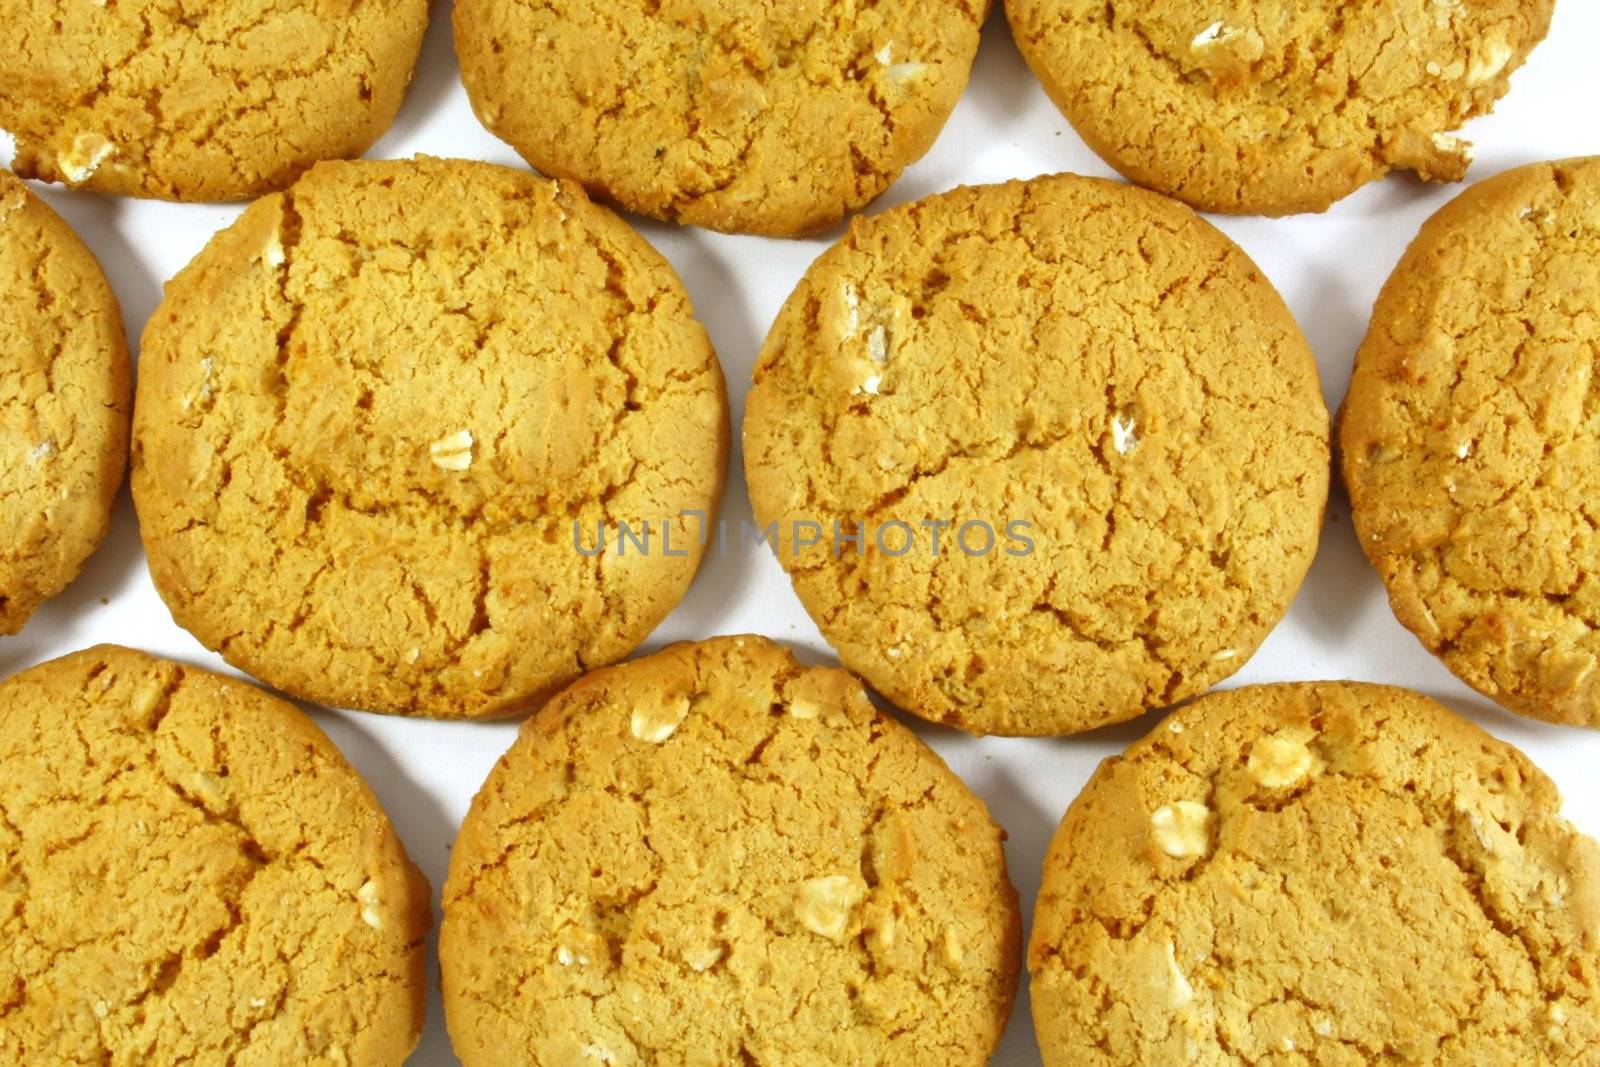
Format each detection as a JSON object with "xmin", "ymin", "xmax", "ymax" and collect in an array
[
  {"xmin": 132, "ymin": 157, "xmax": 729, "ymax": 718},
  {"xmin": 1030, "ymin": 682, "xmax": 1600, "ymax": 1064},
  {"xmin": 0, "ymin": 173, "xmax": 129, "ymax": 635},
  {"xmin": 0, "ymin": 0, "xmax": 429, "ymax": 201},
  {"xmin": 0, "ymin": 645, "xmax": 431, "ymax": 1065},
  {"xmin": 1006, "ymin": 0, "xmax": 1554, "ymax": 216},
  {"xmin": 1342, "ymin": 158, "xmax": 1600, "ymax": 726},
  {"xmin": 440, "ymin": 635, "xmax": 1021, "ymax": 1066},
  {"xmin": 452, "ymin": 0, "xmax": 988, "ymax": 236},
  {"xmin": 743, "ymin": 174, "xmax": 1330, "ymax": 736}
]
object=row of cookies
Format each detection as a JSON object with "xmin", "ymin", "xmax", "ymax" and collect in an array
[
  {"xmin": 5, "ymin": 155, "xmax": 1599, "ymax": 731},
  {"xmin": 0, "ymin": 1, "xmax": 1558, "ymax": 228},
  {"xmin": 5, "ymin": 638, "xmax": 1597, "ymax": 1062}
]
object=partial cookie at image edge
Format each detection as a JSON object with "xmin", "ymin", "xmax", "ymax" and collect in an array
[
  {"xmin": 0, "ymin": 644, "xmax": 432, "ymax": 1065},
  {"xmin": 452, "ymin": 0, "xmax": 990, "ymax": 236},
  {"xmin": 1005, "ymin": 0, "xmax": 1556, "ymax": 215},
  {"xmin": 0, "ymin": 171, "xmax": 130, "ymax": 635},
  {"xmin": 440, "ymin": 634, "xmax": 1022, "ymax": 1066},
  {"xmin": 1341, "ymin": 156, "xmax": 1600, "ymax": 726},
  {"xmin": 0, "ymin": 0, "xmax": 432, "ymax": 201},
  {"xmin": 1030, "ymin": 681, "xmax": 1600, "ymax": 1064}
]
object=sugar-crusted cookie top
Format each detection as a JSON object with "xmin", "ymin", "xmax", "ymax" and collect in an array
[
  {"xmin": 743, "ymin": 174, "xmax": 1330, "ymax": 736},
  {"xmin": 441, "ymin": 635, "xmax": 1020, "ymax": 1066},
  {"xmin": 0, "ymin": 174, "xmax": 129, "ymax": 635},
  {"xmin": 0, "ymin": 0, "xmax": 429, "ymax": 201},
  {"xmin": 1007, "ymin": 0, "xmax": 1554, "ymax": 215},
  {"xmin": 453, "ymin": 0, "xmax": 987, "ymax": 236},
  {"xmin": 1343, "ymin": 158, "xmax": 1600, "ymax": 726},
  {"xmin": 133, "ymin": 158, "xmax": 728, "ymax": 718},
  {"xmin": 1030, "ymin": 682, "xmax": 1600, "ymax": 1064},
  {"xmin": 0, "ymin": 646, "xmax": 430, "ymax": 1065}
]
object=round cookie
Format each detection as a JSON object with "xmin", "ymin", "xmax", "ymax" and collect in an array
[
  {"xmin": 0, "ymin": 645, "xmax": 431, "ymax": 1065},
  {"xmin": 132, "ymin": 157, "xmax": 728, "ymax": 718},
  {"xmin": 1343, "ymin": 158, "xmax": 1600, "ymax": 726},
  {"xmin": 743, "ymin": 174, "xmax": 1330, "ymax": 736},
  {"xmin": 0, "ymin": 0, "xmax": 429, "ymax": 201},
  {"xmin": 440, "ymin": 635, "xmax": 1021, "ymax": 1066},
  {"xmin": 452, "ymin": 0, "xmax": 988, "ymax": 236},
  {"xmin": 0, "ymin": 172, "xmax": 129, "ymax": 635},
  {"xmin": 1006, "ymin": 0, "xmax": 1554, "ymax": 216},
  {"xmin": 1029, "ymin": 682, "xmax": 1600, "ymax": 1064}
]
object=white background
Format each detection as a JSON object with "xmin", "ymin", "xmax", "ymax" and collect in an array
[{"xmin": 4, "ymin": 4, "xmax": 1599, "ymax": 1064}]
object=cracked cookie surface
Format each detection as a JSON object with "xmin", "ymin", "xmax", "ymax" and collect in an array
[
  {"xmin": 1030, "ymin": 682, "xmax": 1600, "ymax": 1065},
  {"xmin": 1006, "ymin": 0, "xmax": 1554, "ymax": 216},
  {"xmin": 1342, "ymin": 158, "xmax": 1600, "ymax": 726},
  {"xmin": 132, "ymin": 157, "xmax": 729, "ymax": 718},
  {"xmin": 0, "ymin": 173, "xmax": 129, "ymax": 635},
  {"xmin": 743, "ymin": 174, "xmax": 1329, "ymax": 736},
  {"xmin": 0, "ymin": 0, "xmax": 429, "ymax": 201},
  {"xmin": 440, "ymin": 635, "xmax": 1021, "ymax": 1066},
  {"xmin": 0, "ymin": 645, "xmax": 430, "ymax": 1066},
  {"xmin": 452, "ymin": 0, "xmax": 988, "ymax": 236}
]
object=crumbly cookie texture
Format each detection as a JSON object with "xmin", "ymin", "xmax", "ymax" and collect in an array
[
  {"xmin": 441, "ymin": 635, "xmax": 1021, "ymax": 1066},
  {"xmin": 1030, "ymin": 682, "xmax": 1600, "ymax": 1065},
  {"xmin": 0, "ymin": 0, "xmax": 429, "ymax": 201},
  {"xmin": 453, "ymin": 0, "xmax": 988, "ymax": 236},
  {"xmin": 0, "ymin": 645, "xmax": 431, "ymax": 1065},
  {"xmin": 1342, "ymin": 158, "xmax": 1600, "ymax": 726},
  {"xmin": 132, "ymin": 157, "xmax": 728, "ymax": 719},
  {"xmin": 743, "ymin": 174, "xmax": 1330, "ymax": 736},
  {"xmin": 0, "ymin": 173, "xmax": 129, "ymax": 635},
  {"xmin": 1006, "ymin": 0, "xmax": 1554, "ymax": 216}
]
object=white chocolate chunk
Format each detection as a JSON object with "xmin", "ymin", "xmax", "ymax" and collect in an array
[
  {"xmin": 429, "ymin": 429, "xmax": 475, "ymax": 471},
  {"xmin": 1164, "ymin": 942, "xmax": 1194, "ymax": 1010},
  {"xmin": 1247, "ymin": 729, "xmax": 1315, "ymax": 789},
  {"xmin": 1151, "ymin": 800, "xmax": 1212, "ymax": 858},
  {"xmin": 795, "ymin": 874, "xmax": 866, "ymax": 939},
  {"xmin": 630, "ymin": 695, "xmax": 691, "ymax": 743},
  {"xmin": 59, "ymin": 133, "xmax": 115, "ymax": 183},
  {"xmin": 358, "ymin": 879, "xmax": 383, "ymax": 929}
]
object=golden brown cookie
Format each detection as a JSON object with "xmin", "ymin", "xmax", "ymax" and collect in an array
[
  {"xmin": 1006, "ymin": 0, "xmax": 1555, "ymax": 216},
  {"xmin": 440, "ymin": 635, "xmax": 1021, "ymax": 1066},
  {"xmin": 452, "ymin": 0, "xmax": 988, "ymax": 236},
  {"xmin": 0, "ymin": 172, "xmax": 129, "ymax": 635},
  {"xmin": 0, "ymin": 645, "xmax": 431, "ymax": 1065},
  {"xmin": 132, "ymin": 157, "xmax": 729, "ymax": 719},
  {"xmin": 1030, "ymin": 682, "xmax": 1600, "ymax": 1064},
  {"xmin": 0, "ymin": 0, "xmax": 429, "ymax": 201},
  {"xmin": 743, "ymin": 174, "xmax": 1330, "ymax": 736},
  {"xmin": 1342, "ymin": 158, "xmax": 1600, "ymax": 727}
]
